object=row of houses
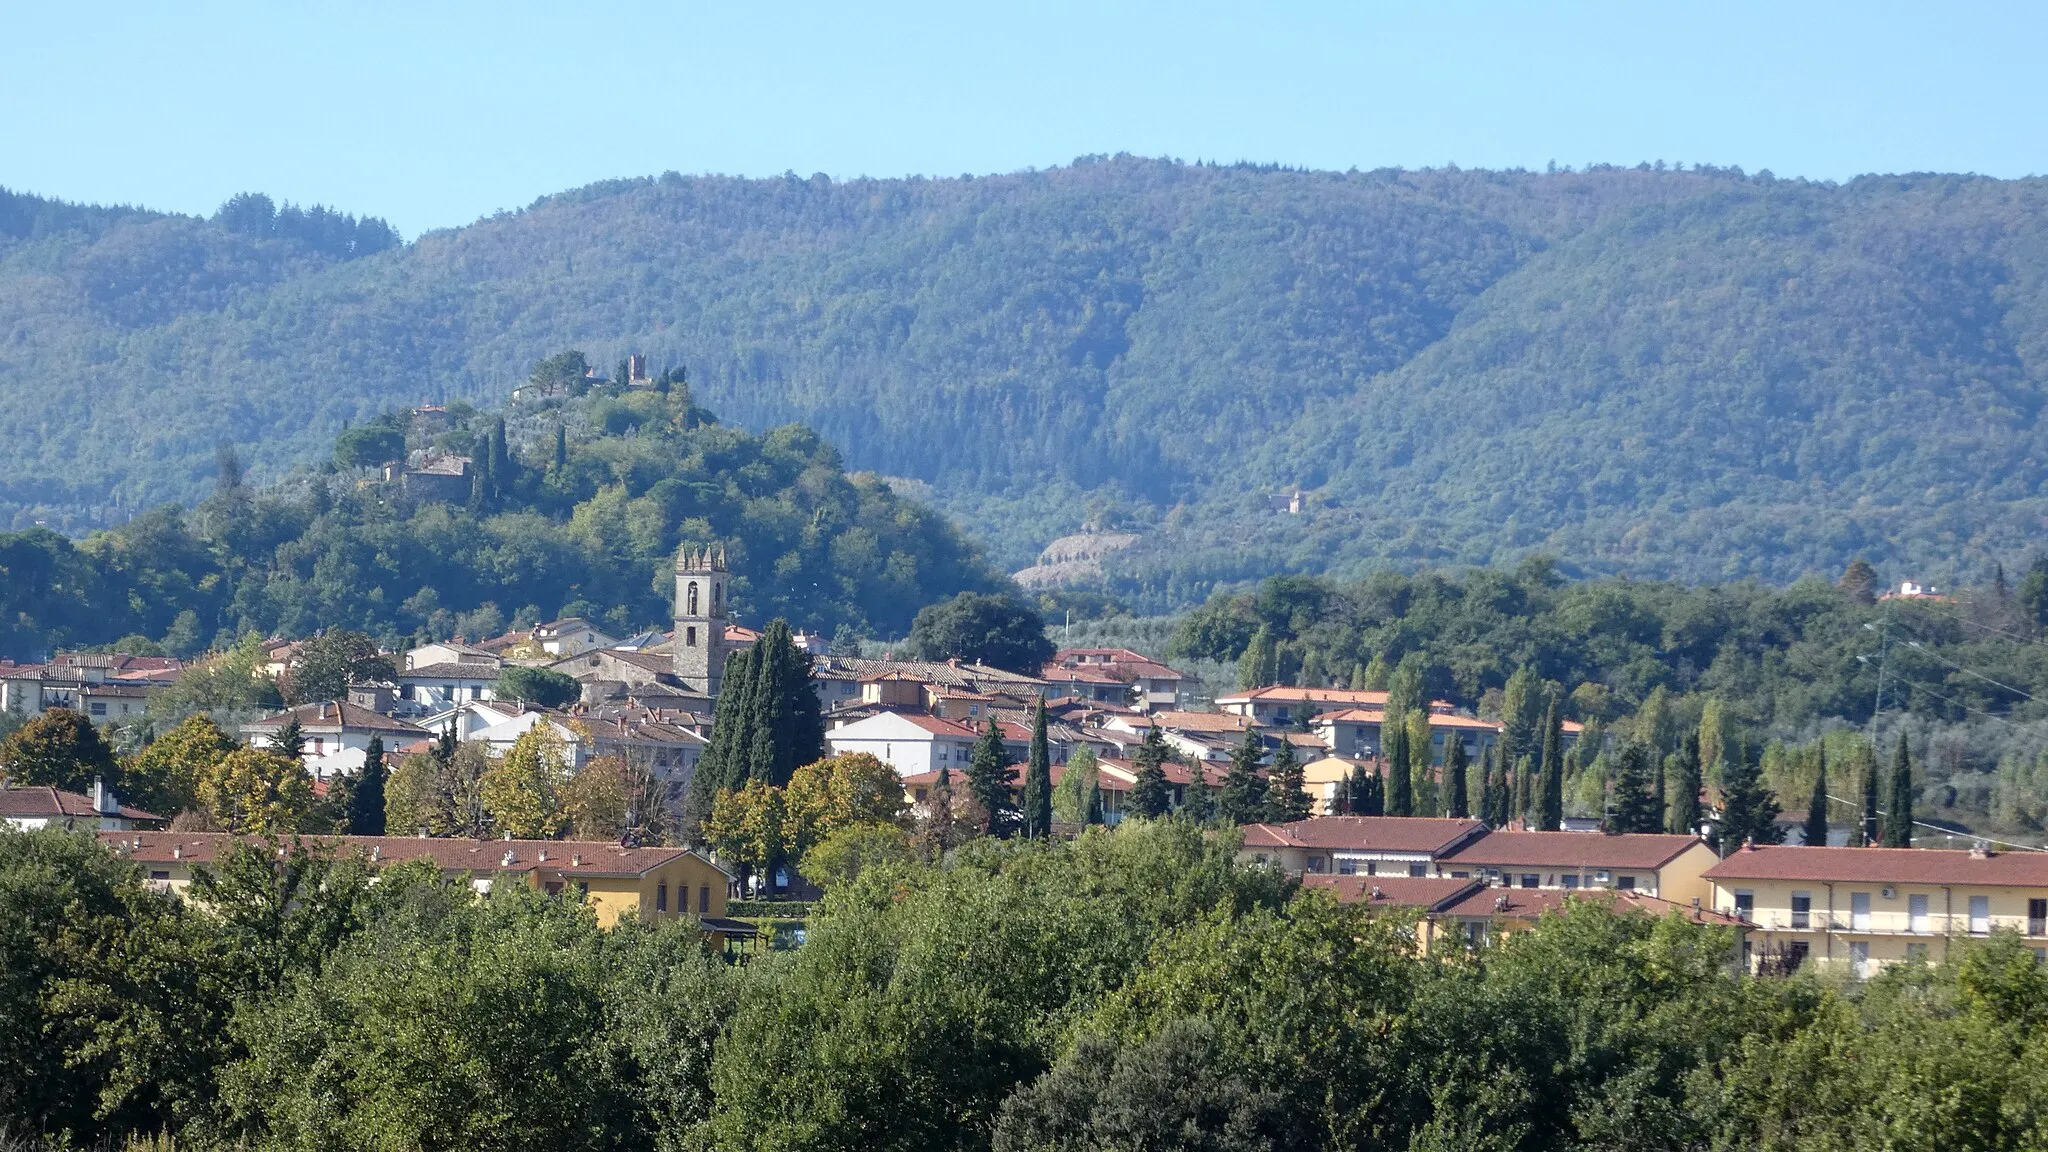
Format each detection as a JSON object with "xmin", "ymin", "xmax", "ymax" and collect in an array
[{"xmin": 1236, "ymin": 815, "xmax": 2048, "ymax": 974}]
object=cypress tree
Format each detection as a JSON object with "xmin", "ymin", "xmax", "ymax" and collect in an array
[
  {"xmin": 1538, "ymin": 697, "xmax": 1564, "ymax": 832},
  {"xmin": 1022, "ymin": 699, "xmax": 1053, "ymax": 839},
  {"xmin": 468, "ymin": 449, "xmax": 491, "ymax": 513},
  {"xmin": 743, "ymin": 620, "xmax": 827, "ymax": 787},
  {"xmin": 688, "ymin": 646, "xmax": 758, "ymax": 826},
  {"xmin": 1183, "ymin": 762, "xmax": 1217, "ymax": 825},
  {"xmin": 1128, "ymin": 725, "xmax": 1171, "ymax": 818},
  {"xmin": 1669, "ymin": 733, "xmax": 1703, "ymax": 835},
  {"xmin": 1802, "ymin": 745, "xmax": 1830, "ymax": 847},
  {"xmin": 1885, "ymin": 734, "xmax": 1914, "ymax": 847},
  {"xmin": 1385, "ymin": 722, "xmax": 1412, "ymax": 817},
  {"xmin": 1219, "ymin": 727, "xmax": 1268, "ymax": 825},
  {"xmin": 1861, "ymin": 746, "xmax": 1880, "ymax": 847},
  {"xmin": 348, "ymin": 735, "xmax": 388, "ymax": 835},
  {"xmin": 552, "ymin": 424, "xmax": 568, "ymax": 472},
  {"xmin": 1266, "ymin": 735, "xmax": 1312, "ymax": 822},
  {"xmin": 1607, "ymin": 743, "xmax": 1661, "ymax": 833},
  {"xmin": 1476, "ymin": 745, "xmax": 1498, "ymax": 824},
  {"xmin": 1652, "ymin": 754, "xmax": 1668, "ymax": 834},
  {"xmin": 489, "ymin": 417, "xmax": 510, "ymax": 498},
  {"xmin": 433, "ymin": 725, "xmax": 458, "ymax": 765},
  {"xmin": 1444, "ymin": 736, "xmax": 1469, "ymax": 819},
  {"xmin": 964, "ymin": 716, "xmax": 1014, "ymax": 835},
  {"xmin": 1716, "ymin": 741, "xmax": 1784, "ymax": 855},
  {"xmin": 1513, "ymin": 754, "xmax": 1532, "ymax": 826}
]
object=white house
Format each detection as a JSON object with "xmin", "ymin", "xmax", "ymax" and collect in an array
[
  {"xmin": 0, "ymin": 781, "xmax": 159, "ymax": 831},
  {"xmin": 825, "ymin": 711, "xmax": 979, "ymax": 776},
  {"xmin": 395, "ymin": 663, "xmax": 500, "ymax": 711},
  {"xmin": 241, "ymin": 701, "xmax": 429, "ymax": 778},
  {"xmin": 531, "ymin": 618, "xmax": 618, "ymax": 659}
]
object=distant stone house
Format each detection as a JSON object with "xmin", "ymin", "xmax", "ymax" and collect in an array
[{"xmin": 383, "ymin": 454, "xmax": 470, "ymax": 503}]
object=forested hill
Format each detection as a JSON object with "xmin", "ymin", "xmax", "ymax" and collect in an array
[{"xmin": 6, "ymin": 161, "xmax": 2048, "ymax": 603}]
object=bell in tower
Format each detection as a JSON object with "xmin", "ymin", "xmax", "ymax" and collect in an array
[{"xmin": 673, "ymin": 543, "xmax": 730, "ymax": 695}]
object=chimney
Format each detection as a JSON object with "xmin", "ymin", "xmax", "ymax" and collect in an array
[
  {"xmin": 92, "ymin": 776, "xmax": 115, "ymax": 815},
  {"xmin": 1369, "ymin": 885, "xmax": 1384, "ymax": 901},
  {"xmin": 172, "ymin": 845, "xmax": 182, "ymax": 860},
  {"xmin": 538, "ymin": 848, "xmax": 549, "ymax": 862},
  {"xmin": 501, "ymin": 849, "xmax": 516, "ymax": 867},
  {"xmin": 571, "ymin": 853, "xmax": 583, "ymax": 867},
  {"xmin": 319, "ymin": 701, "xmax": 331, "ymax": 720},
  {"xmin": 370, "ymin": 845, "xmax": 382, "ymax": 861}
]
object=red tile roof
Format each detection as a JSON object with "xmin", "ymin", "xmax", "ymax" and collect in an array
[
  {"xmin": 1437, "ymin": 886, "xmax": 1744, "ymax": 926},
  {"xmin": 245, "ymin": 701, "xmax": 427, "ymax": 735},
  {"xmin": 0, "ymin": 785, "xmax": 160, "ymax": 823},
  {"xmin": 97, "ymin": 831, "xmax": 721, "ymax": 879},
  {"xmin": 1703, "ymin": 844, "xmax": 2048, "ymax": 887},
  {"xmin": 1442, "ymin": 831, "xmax": 1709, "ymax": 871},
  {"xmin": 1240, "ymin": 816, "xmax": 1488, "ymax": 855},
  {"xmin": 1301, "ymin": 874, "xmax": 1480, "ymax": 911}
]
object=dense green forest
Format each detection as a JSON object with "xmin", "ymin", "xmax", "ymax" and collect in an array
[
  {"xmin": 1169, "ymin": 560, "xmax": 2048, "ymax": 836},
  {"xmin": 0, "ymin": 374, "xmax": 1001, "ymax": 658},
  {"xmin": 7, "ymin": 161, "xmax": 2048, "ymax": 601},
  {"xmin": 15, "ymin": 820, "xmax": 2048, "ymax": 1151}
]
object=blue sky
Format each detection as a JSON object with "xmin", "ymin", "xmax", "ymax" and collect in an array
[{"xmin": 4, "ymin": 1, "xmax": 2044, "ymax": 237}]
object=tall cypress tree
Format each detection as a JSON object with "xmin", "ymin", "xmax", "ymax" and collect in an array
[
  {"xmin": 489, "ymin": 417, "xmax": 511, "ymax": 499},
  {"xmin": 1802, "ymin": 745, "xmax": 1830, "ymax": 847},
  {"xmin": 1716, "ymin": 741, "xmax": 1783, "ymax": 855},
  {"xmin": 744, "ymin": 620, "xmax": 826, "ymax": 787},
  {"xmin": 1128, "ymin": 725, "xmax": 1172, "ymax": 818},
  {"xmin": 1476, "ymin": 745, "xmax": 1498, "ymax": 824},
  {"xmin": 1513, "ymin": 754, "xmax": 1532, "ymax": 826},
  {"xmin": 552, "ymin": 424, "xmax": 568, "ymax": 472},
  {"xmin": 1652, "ymin": 754, "xmax": 1668, "ymax": 835},
  {"xmin": 467, "ymin": 450, "xmax": 490, "ymax": 513},
  {"xmin": 1219, "ymin": 728, "xmax": 1268, "ymax": 825},
  {"xmin": 1884, "ymin": 734, "xmax": 1914, "ymax": 847},
  {"xmin": 1022, "ymin": 699, "xmax": 1053, "ymax": 839},
  {"xmin": 1265, "ymin": 735, "xmax": 1312, "ymax": 822},
  {"xmin": 1668, "ymin": 733, "xmax": 1703, "ymax": 836},
  {"xmin": 1538, "ymin": 697, "xmax": 1564, "ymax": 832},
  {"xmin": 1861, "ymin": 746, "xmax": 1881, "ymax": 847},
  {"xmin": 964, "ymin": 716, "xmax": 1014, "ymax": 835},
  {"xmin": 688, "ymin": 646, "xmax": 758, "ymax": 827},
  {"xmin": 348, "ymin": 735, "xmax": 388, "ymax": 835},
  {"xmin": 1385, "ymin": 721, "xmax": 1413, "ymax": 817},
  {"xmin": 1444, "ymin": 736, "xmax": 1469, "ymax": 819}
]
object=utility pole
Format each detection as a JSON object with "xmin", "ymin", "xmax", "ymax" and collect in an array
[{"xmin": 1866, "ymin": 601, "xmax": 1893, "ymax": 749}]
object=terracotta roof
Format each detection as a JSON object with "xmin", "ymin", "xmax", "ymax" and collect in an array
[
  {"xmin": 1302, "ymin": 874, "xmax": 1480, "ymax": 911},
  {"xmin": 1040, "ymin": 665, "xmax": 1129, "ymax": 684},
  {"xmin": 899, "ymin": 761, "xmax": 1126, "ymax": 792},
  {"xmin": 97, "ymin": 831, "xmax": 726, "ymax": 879},
  {"xmin": 1216, "ymin": 687, "xmax": 1391, "ymax": 706},
  {"xmin": 876, "ymin": 713, "xmax": 980, "ymax": 738},
  {"xmin": 1437, "ymin": 886, "xmax": 1745, "ymax": 926},
  {"xmin": 244, "ymin": 701, "xmax": 428, "ymax": 735},
  {"xmin": 1442, "ymin": 831, "xmax": 1709, "ymax": 871},
  {"xmin": 398, "ymin": 662, "xmax": 502, "ymax": 680},
  {"xmin": 1703, "ymin": 845, "xmax": 2048, "ymax": 887},
  {"xmin": 1240, "ymin": 817, "xmax": 1488, "ymax": 855},
  {"xmin": 0, "ymin": 785, "xmax": 160, "ymax": 822},
  {"xmin": 1151, "ymin": 711, "xmax": 1252, "ymax": 734}
]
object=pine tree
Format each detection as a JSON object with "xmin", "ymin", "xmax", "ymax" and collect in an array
[
  {"xmin": 1669, "ymin": 733, "xmax": 1703, "ymax": 835},
  {"xmin": 1444, "ymin": 737, "xmax": 1470, "ymax": 819},
  {"xmin": 1183, "ymin": 762, "xmax": 1217, "ymax": 825},
  {"xmin": 964, "ymin": 716, "xmax": 1014, "ymax": 835},
  {"xmin": 1716, "ymin": 742, "xmax": 1783, "ymax": 855},
  {"xmin": 1385, "ymin": 722, "xmax": 1413, "ymax": 817},
  {"xmin": 1802, "ymin": 745, "xmax": 1830, "ymax": 847},
  {"xmin": 1538, "ymin": 697, "xmax": 1564, "ymax": 831},
  {"xmin": 1238, "ymin": 626, "xmax": 1278, "ymax": 690},
  {"xmin": 1500, "ymin": 667, "xmax": 1540, "ymax": 768},
  {"xmin": 271, "ymin": 717, "xmax": 306, "ymax": 760},
  {"xmin": 1265, "ymin": 735, "xmax": 1312, "ymax": 822},
  {"xmin": 1607, "ymin": 743, "xmax": 1660, "ymax": 833},
  {"xmin": 348, "ymin": 735, "xmax": 388, "ymax": 835},
  {"xmin": 1128, "ymin": 725, "xmax": 1172, "ymax": 818},
  {"xmin": 1885, "ymin": 734, "xmax": 1914, "ymax": 847},
  {"xmin": 1861, "ymin": 747, "xmax": 1880, "ymax": 847},
  {"xmin": 1022, "ymin": 699, "xmax": 1053, "ymax": 839},
  {"xmin": 1219, "ymin": 727, "xmax": 1268, "ymax": 824}
]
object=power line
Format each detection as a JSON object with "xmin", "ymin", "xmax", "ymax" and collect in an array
[
  {"xmin": 1903, "ymin": 640, "xmax": 2039, "ymax": 703},
  {"xmin": 1823, "ymin": 792, "xmax": 2048, "ymax": 852}
]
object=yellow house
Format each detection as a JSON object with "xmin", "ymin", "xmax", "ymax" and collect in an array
[
  {"xmin": 1298, "ymin": 755, "xmax": 1373, "ymax": 815},
  {"xmin": 1704, "ymin": 844, "xmax": 2048, "ymax": 975},
  {"xmin": 1436, "ymin": 830, "xmax": 1721, "ymax": 907},
  {"xmin": 99, "ymin": 831, "xmax": 744, "ymax": 939},
  {"xmin": 1303, "ymin": 874, "xmax": 1747, "ymax": 954}
]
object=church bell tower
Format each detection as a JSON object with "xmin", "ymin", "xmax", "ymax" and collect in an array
[{"xmin": 673, "ymin": 544, "xmax": 730, "ymax": 696}]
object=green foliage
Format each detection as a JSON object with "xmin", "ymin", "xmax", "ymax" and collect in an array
[
  {"xmin": 965, "ymin": 716, "xmax": 1016, "ymax": 835},
  {"xmin": 1886, "ymin": 733, "xmax": 1916, "ymax": 847},
  {"xmin": 494, "ymin": 664, "xmax": 580, "ymax": 708},
  {"xmin": 1218, "ymin": 727, "xmax": 1268, "ymax": 825},
  {"xmin": 689, "ymin": 621, "xmax": 828, "ymax": 829},
  {"xmin": 903, "ymin": 591, "xmax": 1054, "ymax": 674},
  {"xmin": 1021, "ymin": 700, "xmax": 1053, "ymax": 839},
  {"xmin": 125, "ymin": 712, "xmax": 238, "ymax": 816},
  {"xmin": 1716, "ymin": 742, "xmax": 1784, "ymax": 853},
  {"xmin": 1126, "ymin": 726, "xmax": 1171, "ymax": 819},
  {"xmin": 0, "ymin": 707, "xmax": 121, "ymax": 793},
  {"xmin": 331, "ymin": 424, "xmax": 404, "ymax": 470},
  {"xmin": 1606, "ymin": 743, "xmax": 1662, "ymax": 834},
  {"xmin": 286, "ymin": 629, "xmax": 393, "ymax": 705}
]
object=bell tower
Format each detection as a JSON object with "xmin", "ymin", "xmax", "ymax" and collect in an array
[{"xmin": 673, "ymin": 544, "xmax": 730, "ymax": 696}]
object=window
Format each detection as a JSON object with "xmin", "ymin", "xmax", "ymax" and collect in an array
[
  {"xmin": 1616, "ymin": 875, "xmax": 1637, "ymax": 891},
  {"xmin": 1562, "ymin": 875, "xmax": 1581, "ymax": 890},
  {"xmin": 698, "ymin": 886, "xmax": 711, "ymax": 913},
  {"xmin": 1337, "ymin": 859, "xmax": 1357, "ymax": 876},
  {"xmin": 1786, "ymin": 941, "xmax": 1810, "ymax": 972},
  {"xmin": 1907, "ymin": 942, "xmax": 1930, "ymax": 962},
  {"xmin": 1849, "ymin": 941, "xmax": 1870, "ymax": 977},
  {"xmin": 1909, "ymin": 893, "xmax": 1930, "ymax": 933},
  {"xmin": 687, "ymin": 582, "xmax": 699, "ymax": 615},
  {"xmin": 1306, "ymin": 856, "xmax": 1327, "ymax": 874},
  {"xmin": 149, "ymin": 870, "xmax": 170, "ymax": 881},
  {"xmin": 1791, "ymin": 892, "xmax": 1811, "ymax": 930},
  {"xmin": 686, "ymin": 627, "xmax": 697, "ymax": 647},
  {"xmin": 1733, "ymin": 891, "xmax": 1754, "ymax": 919},
  {"xmin": 1851, "ymin": 891, "xmax": 1871, "ymax": 931},
  {"xmin": 2029, "ymin": 899, "xmax": 2045, "ymax": 936},
  {"xmin": 1450, "ymin": 871, "xmax": 1470, "ymax": 879},
  {"xmin": 1521, "ymin": 874, "xmax": 1540, "ymax": 889},
  {"xmin": 657, "ymin": 883, "xmax": 668, "ymax": 912},
  {"xmin": 576, "ymin": 882, "xmax": 589, "ymax": 898},
  {"xmin": 1971, "ymin": 895, "xmax": 1991, "ymax": 935},
  {"xmin": 1408, "ymin": 863, "xmax": 1427, "ymax": 878},
  {"xmin": 89, "ymin": 702, "xmax": 106, "ymax": 716}
]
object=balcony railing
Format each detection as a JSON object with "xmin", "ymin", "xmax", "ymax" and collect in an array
[{"xmin": 1739, "ymin": 911, "xmax": 2040, "ymax": 938}]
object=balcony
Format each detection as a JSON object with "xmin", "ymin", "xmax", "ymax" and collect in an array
[{"xmin": 1740, "ymin": 911, "xmax": 2044, "ymax": 939}]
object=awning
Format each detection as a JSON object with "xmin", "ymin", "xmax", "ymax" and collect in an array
[{"xmin": 698, "ymin": 916, "xmax": 759, "ymax": 938}]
